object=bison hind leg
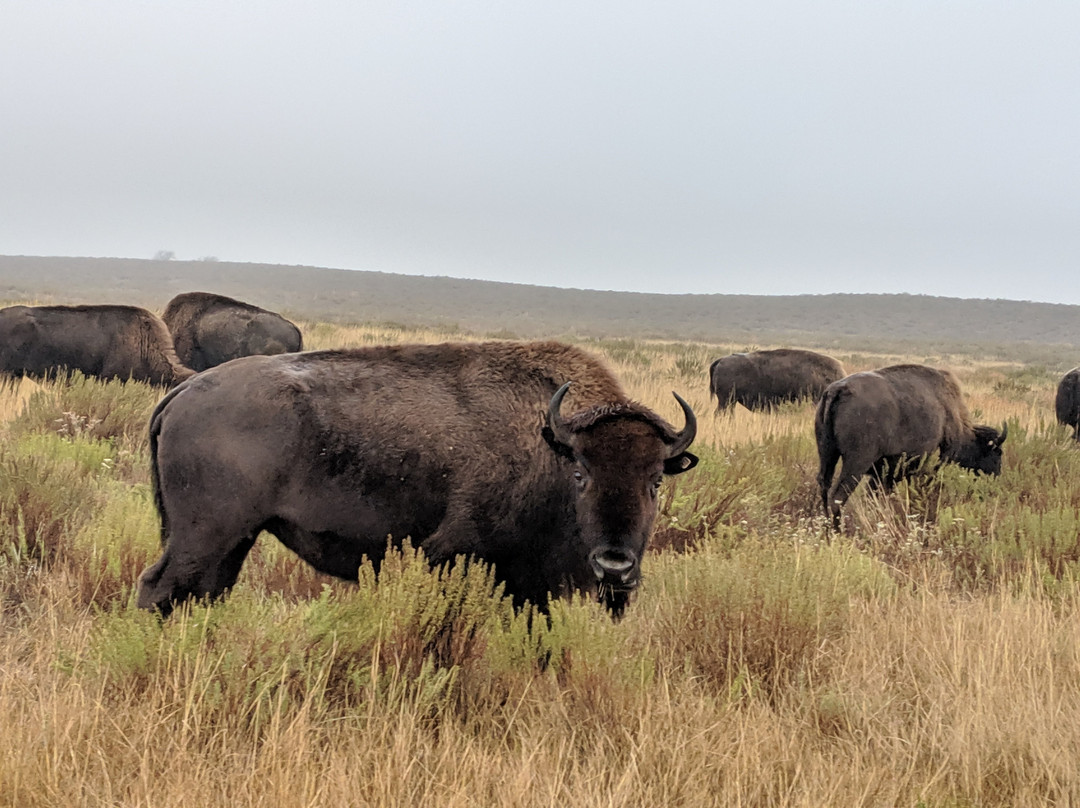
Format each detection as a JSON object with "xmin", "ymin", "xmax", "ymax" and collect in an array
[
  {"xmin": 868, "ymin": 456, "xmax": 903, "ymax": 492},
  {"xmin": 816, "ymin": 447, "xmax": 841, "ymax": 519},
  {"xmin": 824, "ymin": 456, "xmax": 876, "ymax": 531},
  {"xmin": 136, "ymin": 532, "xmax": 258, "ymax": 617}
]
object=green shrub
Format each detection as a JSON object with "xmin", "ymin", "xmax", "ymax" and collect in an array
[
  {"xmin": 88, "ymin": 544, "xmax": 515, "ymax": 731},
  {"xmin": 9, "ymin": 372, "xmax": 161, "ymax": 463},
  {"xmin": 68, "ymin": 484, "xmax": 160, "ymax": 608},
  {"xmin": 644, "ymin": 540, "xmax": 896, "ymax": 697},
  {"xmin": 0, "ymin": 433, "xmax": 111, "ymax": 568},
  {"xmin": 654, "ymin": 438, "xmax": 819, "ymax": 553}
]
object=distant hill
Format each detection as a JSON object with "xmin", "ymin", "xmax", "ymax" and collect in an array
[{"xmin": 2, "ymin": 255, "xmax": 1079, "ymax": 365}]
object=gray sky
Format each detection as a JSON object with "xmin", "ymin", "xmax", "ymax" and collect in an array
[{"xmin": 2, "ymin": 2, "xmax": 1079, "ymax": 303}]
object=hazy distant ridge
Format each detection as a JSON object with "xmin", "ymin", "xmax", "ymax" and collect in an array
[{"xmin": 2, "ymin": 255, "xmax": 1079, "ymax": 353}]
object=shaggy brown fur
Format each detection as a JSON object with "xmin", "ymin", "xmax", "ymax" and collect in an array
[
  {"xmin": 815, "ymin": 364, "xmax": 1006, "ymax": 528},
  {"xmin": 138, "ymin": 340, "xmax": 698, "ymax": 617},
  {"xmin": 162, "ymin": 291, "xmax": 302, "ymax": 371},
  {"xmin": 709, "ymin": 348, "xmax": 845, "ymax": 411},
  {"xmin": 0, "ymin": 304, "xmax": 194, "ymax": 387},
  {"xmin": 1057, "ymin": 367, "xmax": 1080, "ymax": 440}
]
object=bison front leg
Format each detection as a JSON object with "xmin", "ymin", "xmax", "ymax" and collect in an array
[{"xmin": 419, "ymin": 515, "xmax": 483, "ymax": 569}]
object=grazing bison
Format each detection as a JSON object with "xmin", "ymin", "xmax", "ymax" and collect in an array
[
  {"xmin": 0, "ymin": 304, "xmax": 194, "ymax": 387},
  {"xmin": 815, "ymin": 364, "xmax": 1006, "ymax": 528},
  {"xmin": 137, "ymin": 341, "xmax": 699, "ymax": 617},
  {"xmin": 709, "ymin": 348, "xmax": 845, "ymax": 412},
  {"xmin": 1056, "ymin": 367, "xmax": 1080, "ymax": 440},
  {"xmin": 162, "ymin": 291, "xmax": 303, "ymax": 372}
]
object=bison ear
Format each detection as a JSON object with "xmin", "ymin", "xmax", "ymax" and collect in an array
[
  {"xmin": 664, "ymin": 452, "xmax": 699, "ymax": 476},
  {"xmin": 541, "ymin": 426, "xmax": 576, "ymax": 460}
]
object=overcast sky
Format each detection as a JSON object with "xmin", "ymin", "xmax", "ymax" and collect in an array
[{"xmin": 2, "ymin": 2, "xmax": 1079, "ymax": 303}]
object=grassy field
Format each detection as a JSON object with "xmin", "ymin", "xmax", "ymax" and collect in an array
[{"xmin": 2, "ymin": 320, "xmax": 1080, "ymax": 807}]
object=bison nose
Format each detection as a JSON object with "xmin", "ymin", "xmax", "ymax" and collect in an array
[{"xmin": 589, "ymin": 546, "xmax": 639, "ymax": 586}]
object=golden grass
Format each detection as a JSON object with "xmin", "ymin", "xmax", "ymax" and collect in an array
[
  {"xmin": 3, "ymin": 321, "xmax": 1080, "ymax": 806},
  {"xmin": 0, "ymin": 377, "xmax": 41, "ymax": 422},
  {"xmin": 5, "ymin": 577, "xmax": 1080, "ymax": 806}
]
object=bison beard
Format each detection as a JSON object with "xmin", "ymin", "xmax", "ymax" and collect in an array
[{"xmin": 137, "ymin": 342, "xmax": 698, "ymax": 618}]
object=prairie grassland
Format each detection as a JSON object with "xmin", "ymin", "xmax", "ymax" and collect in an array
[{"xmin": 1, "ymin": 323, "xmax": 1079, "ymax": 807}]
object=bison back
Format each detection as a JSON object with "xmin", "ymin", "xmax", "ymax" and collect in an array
[
  {"xmin": 163, "ymin": 292, "xmax": 302, "ymax": 371},
  {"xmin": 823, "ymin": 367, "xmax": 955, "ymax": 460},
  {"xmin": 0, "ymin": 304, "xmax": 191, "ymax": 386}
]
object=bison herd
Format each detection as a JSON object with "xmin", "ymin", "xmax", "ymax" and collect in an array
[
  {"xmin": 0, "ymin": 292, "xmax": 300, "ymax": 385},
  {"xmin": 710, "ymin": 349, "xmax": 1011, "ymax": 526},
  {"xmin": 1, "ymin": 292, "xmax": 1079, "ymax": 619}
]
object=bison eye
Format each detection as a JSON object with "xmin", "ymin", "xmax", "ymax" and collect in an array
[
  {"xmin": 573, "ymin": 469, "xmax": 587, "ymax": 489},
  {"xmin": 649, "ymin": 476, "xmax": 663, "ymax": 497}
]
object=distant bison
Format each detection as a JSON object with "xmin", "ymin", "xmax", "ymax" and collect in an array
[
  {"xmin": 162, "ymin": 291, "xmax": 302, "ymax": 372},
  {"xmin": 0, "ymin": 304, "xmax": 195, "ymax": 387},
  {"xmin": 815, "ymin": 364, "xmax": 1006, "ymax": 528},
  {"xmin": 709, "ymin": 348, "xmax": 845, "ymax": 412},
  {"xmin": 137, "ymin": 340, "xmax": 699, "ymax": 618},
  {"xmin": 1056, "ymin": 367, "xmax": 1080, "ymax": 440}
]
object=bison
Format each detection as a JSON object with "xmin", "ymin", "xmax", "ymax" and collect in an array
[
  {"xmin": 162, "ymin": 291, "xmax": 303, "ymax": 372},
  {"xmin": 137, "ymin": 340, "xmax": 699, "ymax": 618},
  {"xmin": 709, "ymin": 348, "xmax": 845, "ymax": 412},
  {"xmin": 815, "ymin": 364, "xmax": 1006, "ymax": 528},
  {"xmin": 0, "ymin": 304, "xmax": 195, "ymax": 387},
  {"xmin": 1056, "ymin": 367, "xmax": 1080, "ymax": 440}
]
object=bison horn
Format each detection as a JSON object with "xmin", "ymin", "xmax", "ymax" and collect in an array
[
  {"xmin": 548, "ymin": 383, "xmax": 698, "ymax": 457},
  {"xmin": 999, "ymin": 421, "xmax": 1008, "ymax": 445},
  {"xmin": 547, "ymin": 381, "xmax": 575, "ymax": 447},
  {"xmin": 666, "ymin": 392, "xmax": 697, "ymax": 458}
]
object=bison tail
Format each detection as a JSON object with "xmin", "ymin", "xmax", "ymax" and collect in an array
[
  {"xmin": 814, "ymin": 386, "xmax": 843, "ymax": 450},
  {"xmin": 148, "ymin": 383, "xmax": 187, "ymax": 546},
  {"xmin": 814, "ymin": 386, "xmax": 844, "ymax": 507},
  {"xmin": 707, "ymin": 358, "xmax": 720, "ymax": 401}
]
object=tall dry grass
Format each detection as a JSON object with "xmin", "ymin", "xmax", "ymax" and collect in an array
[{"xmin": 2, "ymin": 324, "xmax": 1080, "ymax": 807}]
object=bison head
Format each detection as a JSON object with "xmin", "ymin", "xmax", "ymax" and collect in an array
[
  {"xmin": 543, "ymin": 382, "xmax": 698, "ymax": 615},
  {"xmin": 956, "ymin": 422, "xmax": 1008, "ymax": 476}
]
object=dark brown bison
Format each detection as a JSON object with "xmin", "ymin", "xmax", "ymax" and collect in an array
[
  {"xmin": 0, "ymin": 304, "xmax": 195, "ymax": 387},
  {"xmin": 1056, "ymin": 367, "xmax": 1080, "ymax": 440},
  {"xmin": 162, "ymin": 291, "xmax": 303, "ymax": 372},
  {"xmin": 815, "ymin": 364, "xmax": 1006, "ymax": 528},
  {"xmin": 137, "ymin": 340, "xmax": 698, "ymax": 617},
  {"xmin": 709, "ymin": 348, "xmax": 845, "ymax": 411}
]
